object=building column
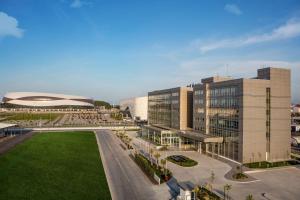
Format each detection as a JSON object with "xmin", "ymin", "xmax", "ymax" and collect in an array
[
  {"xmin": 199, "ymin": 142, "xmax": 202, "ymax": 154},
  {"xmin": 179, "ymin": 137, "xmax": 182, "ymax": 149}
]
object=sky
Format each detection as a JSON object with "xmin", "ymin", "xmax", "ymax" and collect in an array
[{"xmin": 0, "ymin": 0, "xmax": 300, "ymax": 104}]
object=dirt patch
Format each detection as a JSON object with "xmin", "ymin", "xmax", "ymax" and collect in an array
[{"xmin": 0, "ymin": 131, "xmax": 35, "ymax": 155}]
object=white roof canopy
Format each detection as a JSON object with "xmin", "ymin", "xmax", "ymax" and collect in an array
[{"xmin": 0, "ymin": 123, "xmax": 17, "ymax": 129}]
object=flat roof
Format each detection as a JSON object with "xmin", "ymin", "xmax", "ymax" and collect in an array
[
  {"xmin": 178, "ymin": 131, "xmax": 223, "ymax": 143},
  {"xmin": 144, "ymin": 125, "xmax": 173, "ymax": 132},
  {"xmin": 0, "ymin": 123, "xmax": 17, "ymax": 129}
]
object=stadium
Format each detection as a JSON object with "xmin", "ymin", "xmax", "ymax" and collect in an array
[{"xmin": 2, "ymin": 92, "xmax": 94, "ymax": 108}]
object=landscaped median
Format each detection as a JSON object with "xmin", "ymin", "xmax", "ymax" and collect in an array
[
  {"xmin": 167, "ymin": 155, "xmax": 198, "ymax": 167},
  {"xmin": 244, "ymin": 160, "xmax": 299, "ymax": 169},
  {"xmin": 133, "ymin": 153, "xmax": 172, "ymax": 184}
]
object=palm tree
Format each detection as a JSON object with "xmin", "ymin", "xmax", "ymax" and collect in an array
[
  {"xmin": 210, "ymin": 171, "xmax": 216, "ymax": 191},
  {"xmin": 193, "ymin": 186, "xmax": 200, "ymax": 199},
  {"xmin": 160, "ymin": 159, "xmax": 167, "ymax": 175},
  {"xmin": 211, "ymin": 170, "xmax": 215, "ymax": 184},
  {"xmin": 150, "ymin": 148, "xmax": 154, "ymax": 165},
  {"xmin": 127, "ymin": 137, "xmax": 132, "ymax": 148},
  {"xmin": 223, "ymin": 184, "xmax": 232, "ymax": 200},
  {"xmin": 245, "ymin": 194, "xmax": 254, "ymax": 200},
  {"xmin": 154, "ymin": 152, "xmax": 161, "ymax": 168}
]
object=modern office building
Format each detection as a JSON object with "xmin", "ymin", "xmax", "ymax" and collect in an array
[
  {"xmin": 142, "ymin": 87, "xmax": 193, "ymax": 147},
  {"xmin": 120, "ymin": 96, "xmax": 148, "ymax": 121},
  {"xmin": 2, "ymin": 92, "xmax": 94, "ymax": 108},
  {"xmin": 144, "ymin": 67, "xmax": 291, "ymax": 164}
]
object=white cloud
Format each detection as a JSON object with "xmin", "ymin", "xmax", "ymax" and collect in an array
[
  {"xmin": 224, "ymin": 4, "xmax": 242, "ymax": 15},
  {"xmin": 194, "ymin": 18, "xmax": 300, "ymax": 53},
  {"xmin": 70, "ymin": 0, "xmax": 90, "ymax": 8},
  {"xmin": 0, "ymin": 12, "xmax": 24, "ymax": 38}
]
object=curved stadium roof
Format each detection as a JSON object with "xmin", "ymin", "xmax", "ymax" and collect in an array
[{"xmin": 3, "ymin": 92, "xmax": 94, "ymax": 107}]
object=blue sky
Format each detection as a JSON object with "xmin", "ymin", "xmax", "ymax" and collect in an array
[{"xmin": 0, "ymin": 0, "xmax": 300, "ymax": 103}]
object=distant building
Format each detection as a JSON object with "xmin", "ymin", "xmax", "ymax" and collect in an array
[
  {"xmin": 293, "ymin": 105, "xmax": 300, "ymax": 114},
  {"xmin": 2, "ymin": 92, "xmax": 94, "ymax": 108},
  {"xmin": 120, "ymin": 96, "xmax": 148, "ymax": 121},
  {"xmin": 144, "ymin": 67, "xmax": 291, "ymax": 164}
]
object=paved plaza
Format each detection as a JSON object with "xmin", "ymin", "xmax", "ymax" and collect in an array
[{"xmin": 129, "ymin": 131, "xmax": 300, "ymax": 200}]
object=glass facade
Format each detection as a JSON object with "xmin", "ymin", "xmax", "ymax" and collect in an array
[
  {"xmin": 142, "ymin": 126, "xmax": 180, "ymax": 147},
  {"xmin": 194, "ymin": 85, "xmax": 240, "ymax": 161},
  {"xmin": 208, "ymin": 86, "xmax": 239, "ymax": 161},
  {"xmin": 148, "ymin": 91, "xmax": 180, "ymax": 129}
]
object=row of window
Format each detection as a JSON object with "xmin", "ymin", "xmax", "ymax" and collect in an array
[
  {"xmin": 194, "ymin": 90, "xmax": 204, "ymax": 95},
  {"xmin": 194, "ymin": 99, "xmax": 204, "ymax": 105},
  {"xmin": 209, "ymin": 87, "xmax": 237, "ymax": 97},
  {"xmin": 209, "ymin": 98, "xmax": 238, "ymax": 108}
]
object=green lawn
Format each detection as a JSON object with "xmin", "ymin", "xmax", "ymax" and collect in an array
[
  {"xmin": 2, "ymin": 113, "xmax": 62, "ymax": 121},
  {"xmin": 0, "ymin": 131, "xmax": 111, "ymax": 200}
]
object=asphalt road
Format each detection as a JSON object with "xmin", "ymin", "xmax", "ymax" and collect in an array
[{"xmin": 95, "ymin": 130, "xmax": 169, "ymax": 200}]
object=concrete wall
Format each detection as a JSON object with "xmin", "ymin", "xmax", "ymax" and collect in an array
[
  {"xmin": 258, "ymin": 68, "xmax": 291, "ymax": 162},
  {"xmin": 241, "ymin": 79, "xmax": 269, "ymax": 163}
]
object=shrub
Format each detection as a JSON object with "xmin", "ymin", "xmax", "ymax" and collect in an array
[
  {"xmin": 244, "ymin": 160, "xmax": 299, "ymax": 168},
  {"xmin": 232, "ymin": 172, "xmax": 248, "ymax": 180},
  {"xmin": 134, "ymin": 154, "xmax": 172, "ymax": 183},
  {"xmin": 167, "ymin": 155, "xmax": 198, "ymax": 167}
]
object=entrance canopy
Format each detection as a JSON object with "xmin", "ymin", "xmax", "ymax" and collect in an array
[
  {"xmin": 0, "ymin": 123, "xmax": 17, "ymax": 130},
  {"xmin": 178, "ymin": 131, "xmax": 223, "ymax": 143}
]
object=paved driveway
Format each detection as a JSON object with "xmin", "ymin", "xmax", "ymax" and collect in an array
[{"xmin": 95, "ymin": 130, "xmax": 171, "ymax": 200}]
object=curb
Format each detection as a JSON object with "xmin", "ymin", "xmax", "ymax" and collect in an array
[{"xmin": 94, "ymin": 131, "xmax": 115, "ymax": 200}]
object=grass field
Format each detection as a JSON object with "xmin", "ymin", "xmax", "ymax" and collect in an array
[
  {"xmin": 0, "ymin": 131, "xmax": 111, "ymax": 200},
  {"xmin": 0, "ymin": 113, "xmax": 62, "ymax": 121}
]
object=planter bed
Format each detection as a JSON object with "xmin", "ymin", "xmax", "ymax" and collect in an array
[
  {"xmin": 133, "ymin": 153, "xmax": 172, "ymax": 184},
  {"xmin": 167, "ymin": 155, "xmax": 198, "ymax": 167}
]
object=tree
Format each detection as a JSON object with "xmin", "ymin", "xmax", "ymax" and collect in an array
[
  {"xmin": 224, "ymin": 184, "xmax": 232, "ymax": 200},
  {"xmin": 153, "ymin": 152, "xmax": 161, "ymax": 168},
  {"xmin": 209, "ymin": 170, "xmax": 215, "ymax": 194},
  {"xmin": 210, "ymin": 170, "xmax": 215, "ymax": 184},
  {"xmin": 193, "ymin": 186, "xmax": 200, "ymax": 199},
  {"xmin": 160, "ymin": 159, "xmax": 167, "ymax": 175},
  {"xmin": 94, "ymin": 100, "xmax": 112, "ymax": 109},
  {"xmin": 149, "ymin": 148, "xmax": 154, "ymax": 165},
  {"xmin": 246, "ymin": 194, "xmax": 254, "ymax": 200}
]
